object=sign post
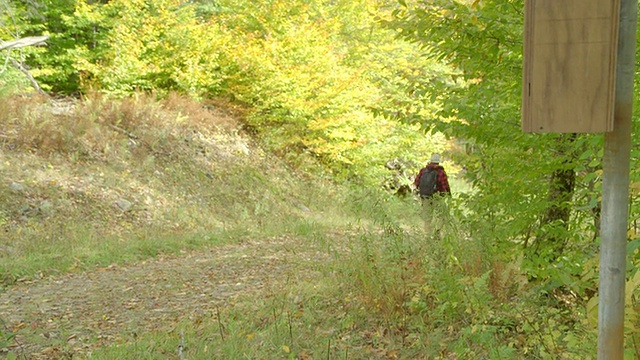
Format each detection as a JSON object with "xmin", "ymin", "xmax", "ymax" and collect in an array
[
  {"xmin": 522, "ymin": 0, "xmax": 619, "ymax": 133},
  {"xmin": 523, "ymin": 0, "xmax": 638, "ymax": 357},
  {"xmin": 598, "ymin": 0, "xmax": 638, "ymax": 358}
]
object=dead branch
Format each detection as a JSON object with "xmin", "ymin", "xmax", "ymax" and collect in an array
[
  {"xmin": 1, "ymin": 35, "xmax": 50, "ymax": 95},
  {"xmin": 0, "ymin": 36, "xmax": 49, "ymax": 51},
  {"xmin": 8, "ymin": 57, "xmax": 47, "ymax": 96}
]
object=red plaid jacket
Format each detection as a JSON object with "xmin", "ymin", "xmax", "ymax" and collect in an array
[{"xmin": 414, "ymin": 163, "xmax": 451, "ymax": 195}]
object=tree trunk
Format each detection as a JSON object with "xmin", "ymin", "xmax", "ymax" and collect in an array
[{"xmin": 536, "ymin": 134, "xmax": 577, "ymax": 256}]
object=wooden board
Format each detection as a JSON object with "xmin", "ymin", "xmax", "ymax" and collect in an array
[{"xmin": 522, "ymin": 0, "xmax": 620, "ymax": 133}]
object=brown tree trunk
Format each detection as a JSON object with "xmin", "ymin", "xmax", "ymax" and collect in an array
[{"xmin": 536, "ymin": 134, "xmax": 577, "ymax": 256}]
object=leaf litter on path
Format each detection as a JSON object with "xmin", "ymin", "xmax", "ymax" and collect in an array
[{"xmin": 0, "ymin": 236, "xmax": 327, "ymax": 359}]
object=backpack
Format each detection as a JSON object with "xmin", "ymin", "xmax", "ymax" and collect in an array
[{"xmin": 418, "ymin": 168, "xmax": 438, "ymax": 198}]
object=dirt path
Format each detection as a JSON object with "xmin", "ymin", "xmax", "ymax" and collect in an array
[{"xmin": 0, "ymin": 236, "xmax": 326, "ymax": 359}]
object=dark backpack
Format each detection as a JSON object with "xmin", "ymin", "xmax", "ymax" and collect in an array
[{"xmin": 418, "ymin": 168, "xmax": 437, "ymax": 198}]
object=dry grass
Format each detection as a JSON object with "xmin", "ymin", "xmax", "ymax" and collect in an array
[
  {"xmin": 0, "ymin": 92, "xmax": 320, "ymax": 283},
  {"xmin": 2, "ymin": 92, "xmax": 590, "ymax": 359},
  {"xmin": 0, "ymin": 92, "xmax": 238, "ymax": 158}
]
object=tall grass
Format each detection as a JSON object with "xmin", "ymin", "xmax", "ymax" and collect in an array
[
  {"xmin": 1, "ymin": 93, "xmax": 599, "ymax": 359},
  {"xmin": 0, "ymin": 92, "xmax": 348, "ymax": 283},
  {"xmin": 88, "ymin": 194, "xmax": 597, "ymax": 359},
  {"xmin": 0, "ymin": 68, "xmax": 30, "ymax": 97}
]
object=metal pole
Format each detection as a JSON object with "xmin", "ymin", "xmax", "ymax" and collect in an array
[{"xmin": 598, "ymin": 0, "xmax": 638, "ymax": 358}]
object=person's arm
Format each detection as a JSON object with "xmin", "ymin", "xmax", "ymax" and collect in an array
[
  {"xmin": 414, "ymin": 168, "xmax": 424, "ymax": 188},
  {"xmin": 438, "ymin": 169, "xmax": 451, "ymax": 194}
]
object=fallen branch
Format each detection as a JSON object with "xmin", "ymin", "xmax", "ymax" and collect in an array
[
  {"xmin": 0, "ymin": 36, "xmax": 49, "ymax": 51},
  {"xmin": 8, "ymin": 57, "xmax": 47, "ymax": 96},
  {"xmin": 1, "ymin": 36, "xmax": 50, "ymax": 95},
  {"xmin": 107, "ymin": 124, "xmax": 139, "ymax": 140},
  {"xmin": 0, "ymin": 316, "xmax": 27, "ymax": 360},
  {"xmin": 216, "ymin": 306, "xmax": 225, "ymax": 340},
  {"xmin": 177, "ymin": 329, "xmax": 186, "ymax": 360}
]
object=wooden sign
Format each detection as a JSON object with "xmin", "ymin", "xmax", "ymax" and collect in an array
[{"xmin": 522, "ymin": 0, "xmax": 620, "ymax": 133}]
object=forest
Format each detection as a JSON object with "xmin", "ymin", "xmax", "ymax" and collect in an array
[{"xmin": 2, "ymin": 0, "xmax": 640, "ymax": 358}]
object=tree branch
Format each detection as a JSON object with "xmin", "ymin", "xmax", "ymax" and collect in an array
[
  {"xmin": 0, "ymin": 36, "xmax": 49, "ymax": 51},
  {"xmin": 0, "ymin": 36, "xmax": 50, "ymax": 95},
  {"xmin": 8, "ymin": 57, "xmax": 47, "ymax": 96}
]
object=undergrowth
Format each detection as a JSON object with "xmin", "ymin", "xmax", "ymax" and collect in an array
[
  {"xmin": 89, "ymin": 196, "xmax": 598, "ymax": 359},
  {"xmin": 0, "ymin": 92, "xmax": 345, "ymax": 284},
  {"xmin": 0, "ymin": 93, "xmax": 606, "ymax": 359}
]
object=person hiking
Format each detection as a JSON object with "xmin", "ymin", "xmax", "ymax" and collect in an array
[{"xmin": 414, "ymin": 153, "xmax": 451, "ymax": 234}]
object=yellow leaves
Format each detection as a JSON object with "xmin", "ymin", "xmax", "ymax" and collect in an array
[
  {"xmin": 586, "ymin": 295, "xmax": 598, "ymax": 328},
  {"xmin": 282, "ymin": 344, "xmax": 291, "ymax": 353},
  {"xmin": 439, "ymin": 9, "xmax": 453, "ymax": 18},
  {"xmin": 626, "ymin": 270, "xmax": 640, "ymax": 305},
  {"xmin": 623, "ymin": 271, "xmax": 640, "ymax": 332},
  {"xmin": 327, "ymin": 126, "xmax": 357, "ymax": 142},
  {"xmin": 630, "ymin": 181, "xmax": 640, "ymax": 196},
  {"xmin": 74, "ymin": 1, "xmax": 106, "ymax": 23},
  {"xmin": 628, "ymin": 228, "xmax": 640, "ymax": 240},
  {"xmin": 586, "ymin": 270, "xmax": 640, "ymax": 332}
]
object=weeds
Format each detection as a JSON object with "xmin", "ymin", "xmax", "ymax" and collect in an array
[
  {"xmin": 0, "ymin": 92, "xmax": 331, "ymax": 284},
  {"xmin": 84, "ymin": 196, "xmax": 595, "ymax": 359},
  {"xmin": 0, "ymin": 93, "xmax": 602, "ymax": 358},
  {"xmin": 0, "ymin": 316, "xmax": 24, "ymax": 359}
]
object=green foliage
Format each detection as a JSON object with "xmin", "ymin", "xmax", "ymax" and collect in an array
[
  {"xmin": 0, "ymin": 66, "xmax": 30, "ymax": 96},
  {"xmin": 380, "ymin": 0, "xmax": 543, "ymax": 204},
  {"xmin": 67, "ymin": 0, "xmax": 229, "ymax": 96},
  {"xmin": 85, "ymin": 195, "xmax": 598, "ymax": 359},
  {"xmin": 0, "ymin": 0, "xmax": 43, "ymax": 94},
  {"xmin": 4, "ymin": 0, "xmax": 87, "ymax": 94},
  {"xmin": 5, "ymin": 0, "xmax": 444, "ymax": 189},
  {"xmin": 0, "ymin": 92, "xmax": 337, "ymax": 282},
  {"xmin": 221, "ymin": 0, "xmax": 446, "ymax": 181},
  {"xmin": 380, "ymin": 0, "xmax": 613, "ymax": 288}
]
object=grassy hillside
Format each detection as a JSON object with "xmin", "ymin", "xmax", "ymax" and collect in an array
[
  {"xmin": 0, "ymin": 94, "xmax": 599, "ymax": 359},
  {"xmin": 0, "ymin": 92, "xmax": 378, "ymax": 283}
]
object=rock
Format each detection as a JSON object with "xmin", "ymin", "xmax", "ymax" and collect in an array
[
  {"xmin": 291, "ymin": 198, "xmax": 311, "ymax": 213},
  {"xmin": 39, "ymin": 200, "xmax": 54, "ymax": 216},
  {"xmin": 9, "ymin": 182, "xmax": 25, "ymax": 193},
  {"xmin": 0, "ymin": 245, "xmax": 15, "ymax": 255},
  {"xmin": 115, "ymin": 199, "xmax": 132, "ymax": 212},
  {"xmin": 236, "ymin": 142, "xmax": 250, "ymax": 155},
  {"xmin": 20, "ymin": 204, "xmax": 37, "ymax": 216}
]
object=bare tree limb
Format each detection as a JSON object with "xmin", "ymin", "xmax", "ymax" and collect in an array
[
  {"xmin": 0, "ymin": 35, "xmax": 49, "ymax": 51},
  {"xmin": 0, "ymin": 35, "xmax": 50, "ymax": 95},
  {"xmin": 8, "ymin": 57, "xmax": 47, "ymax": 96}
]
